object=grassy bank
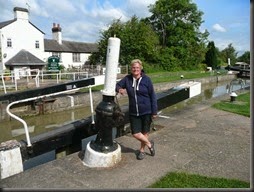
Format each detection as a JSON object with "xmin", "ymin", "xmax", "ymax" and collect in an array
[
  {"xmin": 212, "ymin": 92, "xmax": 250, "ymax": 117},
  {"xmin": 80, "ymin": 70, "xmax": 226, "ymax": 92},
  {"xmin": 148, "ymin": 172, "xmax": 250, "ymax": 188},
  {"xmin": 148, "ymin": 70, "xmax": 225, "ymax": 84}
]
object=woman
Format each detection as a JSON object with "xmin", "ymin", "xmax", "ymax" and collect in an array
[{"xmin": 116, "ymin": 59, "xmax": 157, "ymax": 160}]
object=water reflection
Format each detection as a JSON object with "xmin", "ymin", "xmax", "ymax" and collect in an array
[
  {"xmin": 159, "ymin": 80, "xmax": 249, "ymax": 113},
  {"xmin": 0, "ymin": 106, "xmax": 93, "ymax": 143}
]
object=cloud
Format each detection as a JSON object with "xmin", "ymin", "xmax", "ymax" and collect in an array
[
  {"xmin": 125, "ymin": 0, "xmax": 156, "ymax": 18},
  {"xmin": 212, "ymin": 23, "xmax": 226, "ymax": 32},
  {"xmin": 2, "ymin": 0, "xmax": 157, "ymax": 43}
]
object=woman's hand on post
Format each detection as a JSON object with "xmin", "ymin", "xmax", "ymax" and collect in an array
[{"xmin": 119, "ymin": 88, "xmax": 126, "ymax": 95}]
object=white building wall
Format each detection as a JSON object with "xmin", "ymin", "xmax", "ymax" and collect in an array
[
  {"xmin": 0, "ymin": 20, "xmax": 44, "ymax": 70},
  {"xmin": 61, "ymin": 53, "xmax": 72, "ymax": 68},
  {"xmin": 81, "ymin": 53, "xmax": 90, "ymax": 64},
  {"xmin": 69, "ymin": 53, "xmax": 91, "ymax": 69},
  {"xmin": 0, "ymin": 9, "xmax": 94, "ymax": 72},
  {"xmin": 43, "ymin": 52, "xmax": 91, "ymax": 69}
]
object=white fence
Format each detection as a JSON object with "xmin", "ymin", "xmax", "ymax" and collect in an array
[
  {"xmin": 0, "ymin": 70, "xmax": 89, "ymax": 94},
  {"xmin": 0, "ymin": 65, "xmax": 129, "ymax": 94}
]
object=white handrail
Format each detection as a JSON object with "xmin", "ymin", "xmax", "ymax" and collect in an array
[
  {"xmin": 89, "ymin": 85, "xmax": 95, "ymax": 124},
  {"xmin": 6, "ymin": 87, "xmax": 82, "ymax": 147},
  {"xmin": 6, "ymin": 102, "xmax": 32, "ymax": 147},
  {"xmin": 34, "ymin": 69, "xmax": 40, "ymax": 87}
]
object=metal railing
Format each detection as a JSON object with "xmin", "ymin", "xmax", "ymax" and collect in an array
[
  {"xmin": 6, "ymin": 86, "xmax": 96, "ymax": 147},
  {"xmin": 228, "ymin": 78, "xmax": 246, "ymax": 93},
  {"xmin": 0, "ymin": 70, "xmax": 89, "ymax": 94}
]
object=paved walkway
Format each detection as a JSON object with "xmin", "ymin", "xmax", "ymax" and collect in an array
[{"xmin": 0, "ymin": 91, "xmax": 251, "ymax": 190}]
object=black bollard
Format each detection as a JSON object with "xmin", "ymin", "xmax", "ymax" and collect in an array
[{"xmin": 90, "ymin": 95, "xmax": 124, "ymax": 153}]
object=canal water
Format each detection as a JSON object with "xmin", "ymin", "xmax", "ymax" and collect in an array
[{"xmin": 0, "ymin": 79, "xmax": 249, "ymax": 144}]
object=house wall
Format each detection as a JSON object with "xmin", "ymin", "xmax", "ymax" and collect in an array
[
  {"xmin": 64, "ymin": 53, "xmax": 91, "ymax": 69},
  {"xmin": 0, "ymin": 7, "xmax": 95, "ymax": 72},
  {"xmin": 43, "ymin": 52, "xmax": 92, "ymax": 69},
  {"xmin": 0, "ymin": 20, "xmax": 44, "ymax": 71},
  {"xmin": 61, "ymin": 53, "xmax": 73, "ymax": 68}
]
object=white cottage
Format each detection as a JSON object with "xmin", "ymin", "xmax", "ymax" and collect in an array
[
  {"xmin": 44, "ymin": 23, "xmax": 98, "ymax": 69},
  {"xmin": 0, "ymin": 7, "xmax": 98, "ymax": 73},
  {"xmin": 0, "ymin": 7, "xmax": 45, "ymax": 72}
]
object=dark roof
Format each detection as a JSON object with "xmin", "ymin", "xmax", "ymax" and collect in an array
[
  {"xmin": 5, "ymin": 49, "xmax": 46, "ymax": 66},
  {"xmin": 44, "ymin": 39, "xmax": 98, "ymax": 53},
  {"xmin": 0, "ymin": 19, "xmax": 16, "ymax": 29}
]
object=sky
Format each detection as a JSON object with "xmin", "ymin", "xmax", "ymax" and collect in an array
[{"xmin": 0, "ymin": 0, "xmax": 250, "ymax": 56}]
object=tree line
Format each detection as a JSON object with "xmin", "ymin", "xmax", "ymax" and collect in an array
[{"xmin": 89, "ymin": 0, "xmax": 250, "ymax": 72}]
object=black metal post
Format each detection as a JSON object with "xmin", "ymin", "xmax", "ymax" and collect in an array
[{"xmin": 90, "ymin": 95, "xmax": 123, "ymax": 153}]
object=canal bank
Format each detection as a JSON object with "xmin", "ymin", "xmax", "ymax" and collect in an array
[
  {"xmin": 0, "ymin": 88, "xmax": 250, "ymax": 189},
  {"xmin": 0, "ymin": 74, "xmax": 237, "ymax": 121}
]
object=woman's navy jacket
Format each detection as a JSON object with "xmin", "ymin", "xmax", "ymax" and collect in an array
[{"xmin": 116, "ymin": 73, "xmax": 158, "ymax": 116}]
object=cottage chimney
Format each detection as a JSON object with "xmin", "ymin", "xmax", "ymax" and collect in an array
[
  {"xmin": 52, "ymin": 23, "xmax": 62, "ymax": 44},
  {"xmin": 14, "ymin": 7, "xmax": 29, "ymax": 21}
]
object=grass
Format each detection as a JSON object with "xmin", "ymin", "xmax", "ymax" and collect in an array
[
  {"xmin": 148, "ymin": 70, "xmax": 224, "ymax": 84},
  {"xmin": 79, "ymin": 70, "xmax": 226, "ymax": 93},
  {"xmin": 212, "ymin": 92, "xmax": 250, "ymax": 117},
  {"xmin": 79, "ymin": 84, "xmax": 104, "ymax": 92},
  {"xmin": 148, "ymin": 172, "xmax": 250, "ymax": 188}
]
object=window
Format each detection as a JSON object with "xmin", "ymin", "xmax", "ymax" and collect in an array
[
  {"xmin": 7, "ymin": 38, "xmax": 12, "ymax": 47},
  {"xmin": 35, "ymin": 40, "xmax": 40, "ymax": 48},
  {"xmin": 52, "ymin": 52, "xmax": 62, "ymax": 62},
  {"xmin": 72, "ymin": 53, "xmax": 80, "ymax": 62}
]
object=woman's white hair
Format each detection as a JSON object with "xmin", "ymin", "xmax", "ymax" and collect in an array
[{"xmin": 130, "ymin": 59, "xmax": 143, "ymax": 69}]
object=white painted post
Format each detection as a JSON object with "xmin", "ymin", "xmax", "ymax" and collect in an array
[
  {"xmin": 101, "ymin": 37, "xmax": 121, "ymax": 96},
  {"xmin": 41, "ymin": 70, "xmax": 44, "ymax": 82},
  {"xmin": 0, "ymin": 140, "xmax": 23, "ymax": 179},
  {"xmin": 15, "ymin": 77, "xmax": 18, "ymax": 90},
  {"xmin": 227, "ymin": 58, "xmax": 233, "ymax": 74},
  {"xmin": 83, "ymin": 37, "xmax": 121, "ymax": 168},
  {"xmin": 67, "ymin": 96, "xmax": 74, "ymax": 107}
]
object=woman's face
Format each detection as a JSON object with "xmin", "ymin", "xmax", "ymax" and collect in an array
[{"xmin": 131, "ymin": 62, "xmax": 142, "ymax": 77}]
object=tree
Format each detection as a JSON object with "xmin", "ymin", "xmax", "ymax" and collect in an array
[
  {"xmin": 89, "ymin": 16, "xmax": 160, "ymax": 66},
  {"xmin": 146, "ymin": 0, "xmax": 209, "ymax": 70},
  {"xmin": 237, "ymin": 51, "xmax": 250, "ymax": 64},
  {"xmin": 220, "ymin": 43, "xmax": 238, "ymax": 65},
  {"xmin": 89, "ymin": 19, "xmax": 123, "ymax": 65},
  {"xmin": 205, "ymin": 41, "xmax": 218, "ymax": 69}
]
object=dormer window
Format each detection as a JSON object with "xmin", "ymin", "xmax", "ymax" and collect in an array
[
  {"xmin": 35, "ymin": 40, "xmax": 39, "ymax": 48},
  {"xmin": 7, "ymin": 38, "xmax": 12, "ymax": 47}
]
